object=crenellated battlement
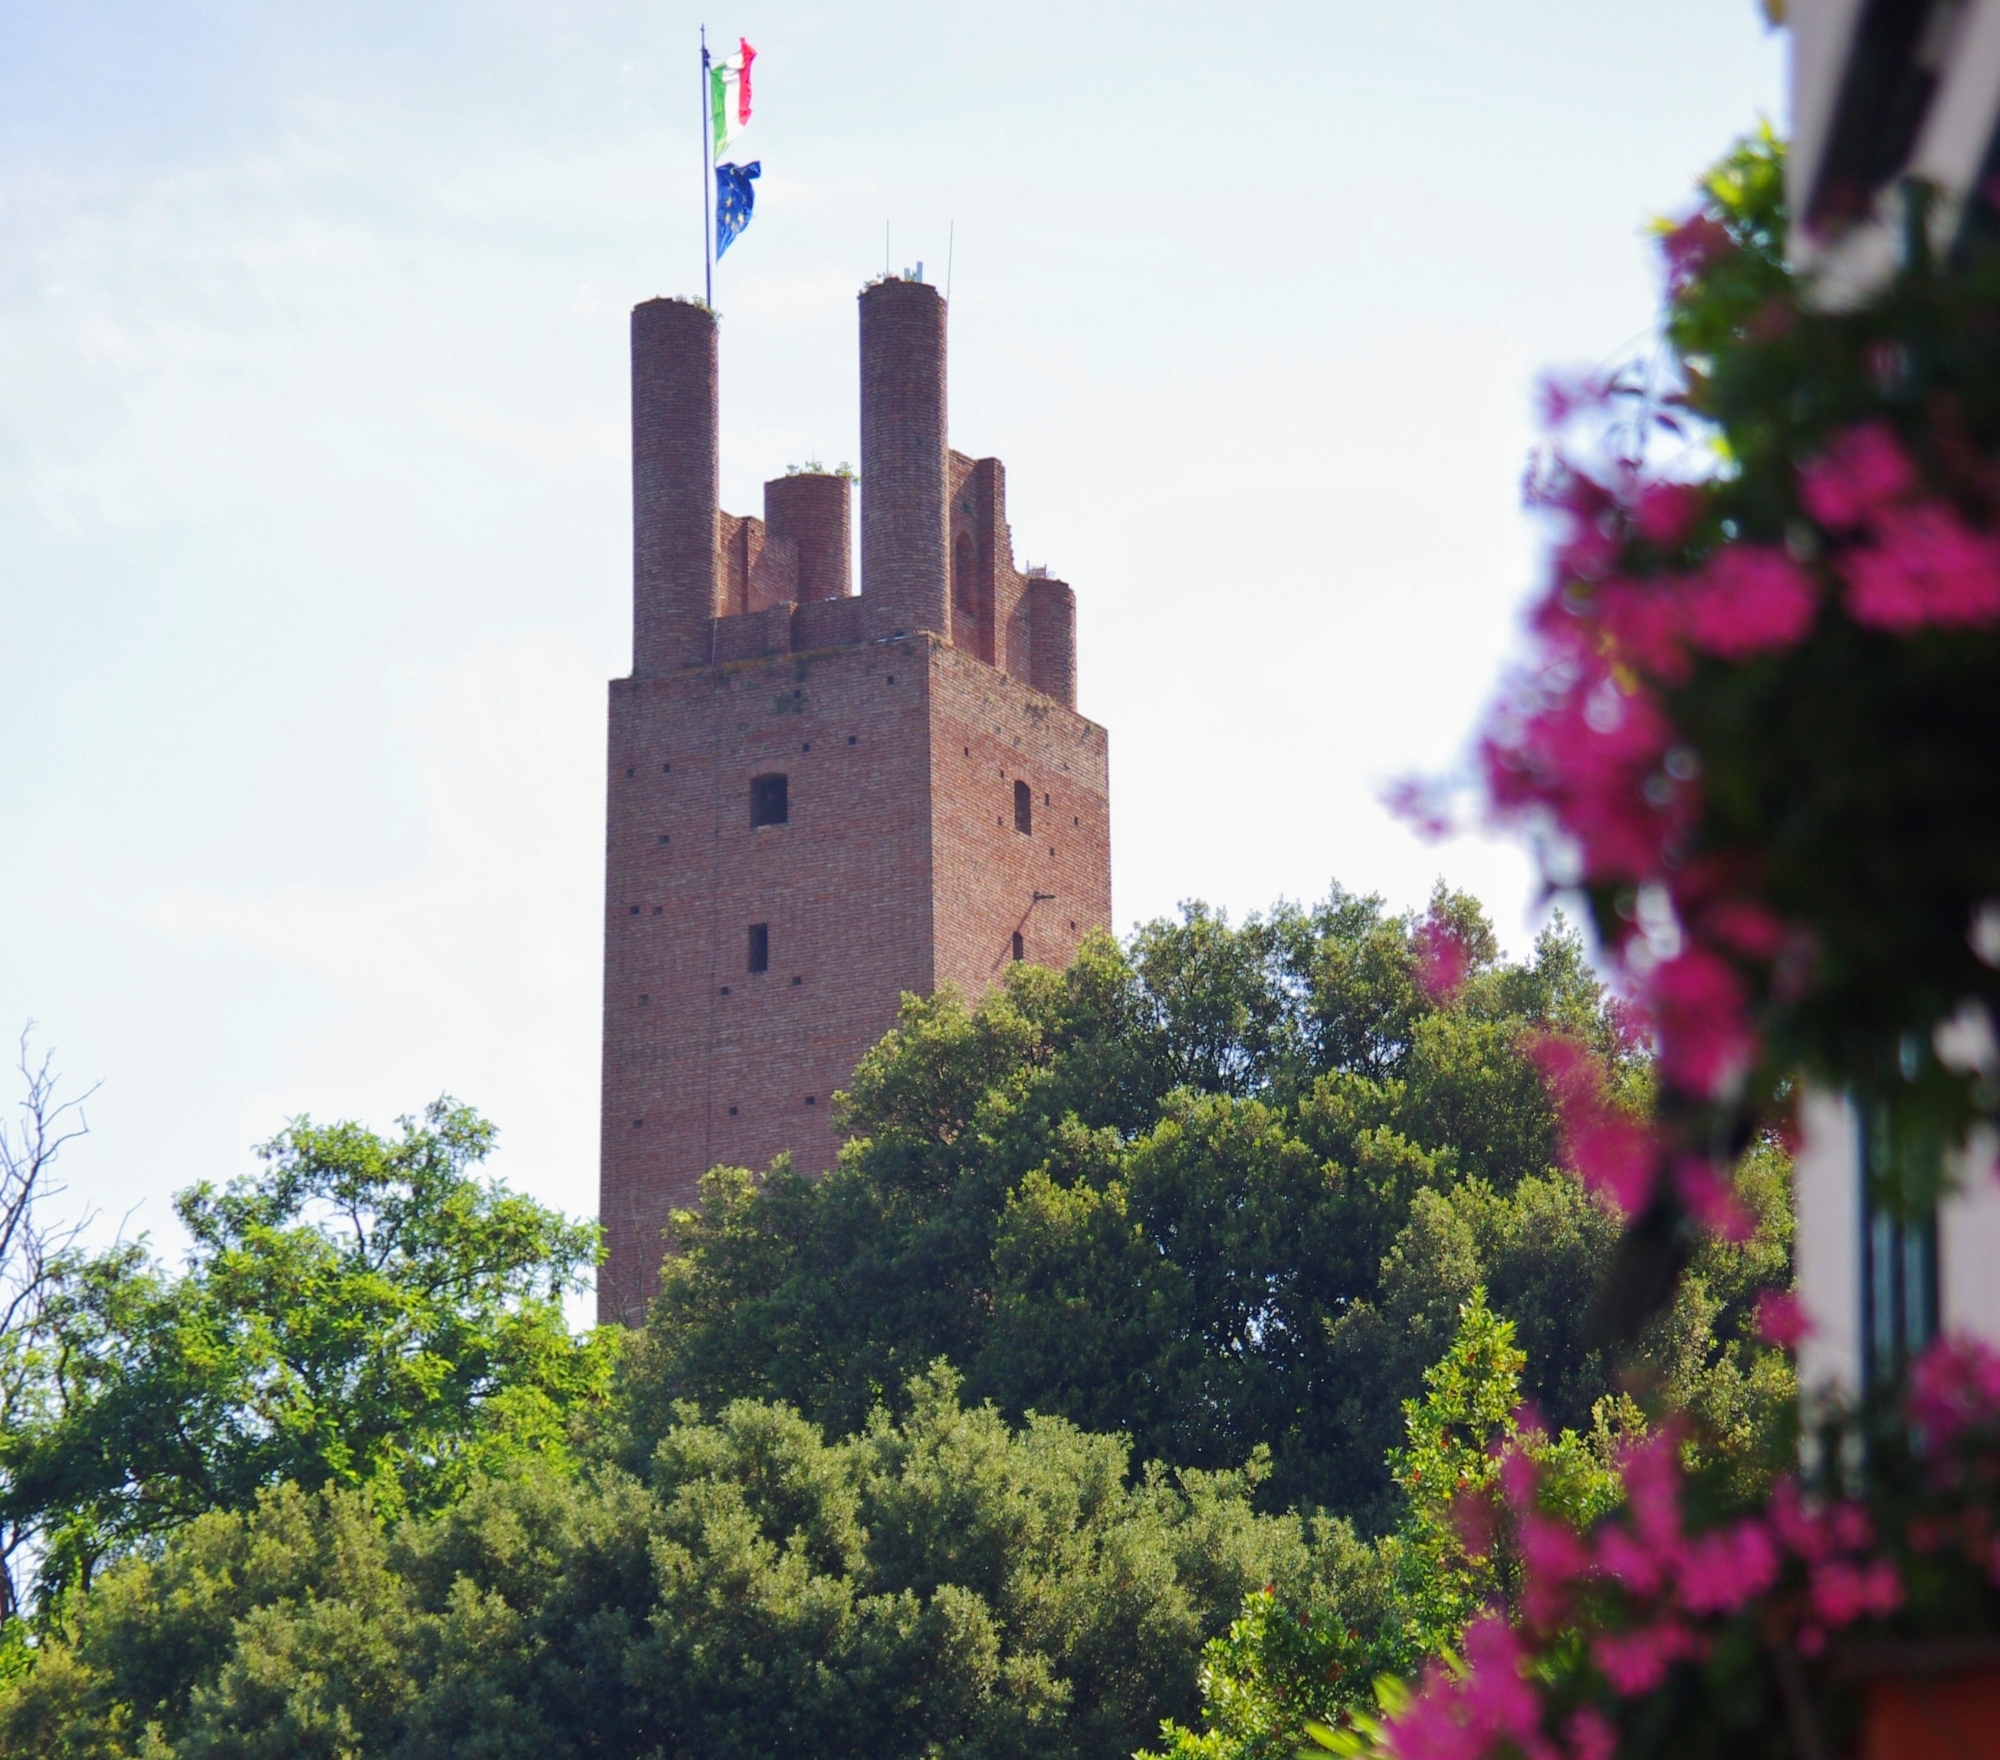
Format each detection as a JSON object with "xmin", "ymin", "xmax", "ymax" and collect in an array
[{"xmin": 628, "ymin": 281, "xmax": 1078, "ymax": 708}]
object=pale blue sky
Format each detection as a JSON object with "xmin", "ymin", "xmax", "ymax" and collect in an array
[{"xmin": 1, "ymin": 2, "xmax": 1784, "ymax": 1263}]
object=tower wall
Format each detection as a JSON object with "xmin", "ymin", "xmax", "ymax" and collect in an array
[
  {"xmin": 631, "ymin": 299, "xmax": 719, "ymax": 675},
  {"xmin": 598, "ymin": 638, "xmax": 941, "ymax": 1322},
  {"xmin": 860, "ymin": 279, "xmax": 949, "ymax": 641},
  {"xmin": 598, "ymin": 634, "xmax": 1111, "ymax": 1322},
  {"xmin": 600, "ymin": 285, "xmax": 1110, "ymax": 1325},
  {"xmin": 764, "ymin": 472, "xmax": 852, "ymax": 604},
  {"xmin": 928, "ymin": 643, "xmax": 1110, "ymax": 1001},
  {"xmin": 1026, "ymin": 577, "xmax": 1077, "ymax": 709}
]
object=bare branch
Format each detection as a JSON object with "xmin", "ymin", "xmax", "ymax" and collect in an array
[
  {"xmin": 0, "ymin": 1025, "xmax": 98, "ymax": 1334},
  {"xmin": 0, "ymin": 1024, "xmax": 103, "ymax": 1623}
]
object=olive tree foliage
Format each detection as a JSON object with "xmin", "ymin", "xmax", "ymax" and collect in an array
[{"xmin": 625, "ymin": 885, "xmax": 1715, "ymax": 1525}]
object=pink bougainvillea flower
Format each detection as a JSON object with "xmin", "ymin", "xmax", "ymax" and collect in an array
[
  {"xmin": 1563, "ymin": 1706, "xmax": 1619, "ymax": 1760},
  {"xmin": 1537, "ymin": 370, "xmax": 1613, "ymax": 429},
  {"xmin": 1594, "ymin": 1524, "xmax": 1668, "ymax": 1598},
  {"xmin": 1594, "ymin": 579, "xmax": 1690, "ymax": 680},
  {"xmin": 1681, "ymin": 544, "xmax": 1818, "ymax": 657},
  {"xmin": 1799, "ymin": 421, "xmax": 1915, "ymax": 531},
  {"xmin": 1662, "ymin": 212, "xmax": 1734, "ymax": 298},
  {"xmin": 1499, "ymin": 1441, "xmax": 1540, "ymax": 1510},
  {"xmin": 1592, "ymin": 1620, "xmax": 1700, "ymax": 1695},
  {"xmin": 1453, "ymin": 1486, "xmax": 1500, "ymax": 1562},
  {"xmin": 1675, "ymin": 1518, "xmax": 1781, "ymax": 1615},
  {"xmin": 1618, "ymin": 1429, "xmax": 1686, "ymax": 1554},
  {"xmin": 1808, "ymin": 1555, "xmax": 1903, "ymax": 1626},
  {"xmin": 1632, "ymin": 481, "xmax": 1704, "ymax": 546},
  {"xmin": 1483, "ymin": 661, "xmax": 1683, "ymax": 887},
  {"xmin": 1416, "ymin": 912, "xmax": 1475, "ymax": 1002},
  {"xmin": 1673, "ymin": 1155, "xmax": 1754, "ymax": 1242},
  {"xmin": 1768, "ymin": 1480, "xmax": 1879, "ymax": 1579},
  {"xmin": 1753, "ymin": 1288, "xmax": 1812, "ymax": 1348},
  {"xmin": 1590, "ymin": 1432, "xmax": 1686, "ymax": 1598},
  {"xmin": 1527, "ymin": 1033, "xmax": 1662, "ymax": 1213},
  {"xmin": 1387, "ymin": 1616, "xmax": 1557, "ymax": 1760},
  {"xmin": 1908, "ymin": 1335, "xmax": 2000, "ymax": 1451},
  {"xmin": 1561, "ymin": 513, "xmax": 1623, "ymax": 582},
  {"xmin": 1697, "ymin": 899, "xmax": 1791, "ymax": 961},
  {"xmin": 1842, "ymin": 499, "xmax": 2000, "ymax": 630},
  {"xmin": 1521, "ymin": 1512, "xmax": 1592, "ymax": 1626},
  {"xmin": 1646, "ymin": 946, "xmax": 1756, "ymax": 1100},
  {"xmin": 1383, "ymin": 773, "xmax": 1460, "ymax": 842}
]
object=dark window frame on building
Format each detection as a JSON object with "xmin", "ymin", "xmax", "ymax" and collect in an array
[
  {"xmin": 1013, "ymin": 778, "xmax": 1033, "ymax": 835},
  {"xmin": 747, "ymin": 922, "xmax": 770, "ymax": 973},
  {"xmin": 750, "ymin": 773, "xmax": 789, "ymax": 827},
  {"xmin": 1012, "ymin": 930, "xmax": 1025, "ymax": 962}
]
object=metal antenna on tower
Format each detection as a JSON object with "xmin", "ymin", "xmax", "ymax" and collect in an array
[{"xmin": 946, "ymin": 220, "xmax": 955, "ymax": 303}]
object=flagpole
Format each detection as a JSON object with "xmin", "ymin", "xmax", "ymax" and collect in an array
[{"xmin": 700, "ymin": 26, "xmax": 713, "ymax": 307}]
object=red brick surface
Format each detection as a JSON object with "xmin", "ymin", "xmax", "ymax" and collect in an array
[
  {"xmin": 598, "ymin": 280, "xmax": 1110, "ymax": 1323},
  {"xmin": 861, "ymin": 279, "xmax": 949, "ymax": 641},
  {"xmin": 764, "ymin": 472, "xmax": 850, "ymax": 604},
  {"xmin": 631, "ymin": 299, "xmax": 718, "ymax": 675}
]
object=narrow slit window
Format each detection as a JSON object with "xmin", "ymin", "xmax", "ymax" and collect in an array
[
  {"xmin": 747, "ymin": 923, "xmax": 770, "ymax": 973},
  {"xmin": 1013, "ymin": 779, "xmax": 1033, "ymax": 835},
  {"xmin": 750, "ymin": 773, "xmax": 789, "ymax": 826},
  {"xmin": 1012, "ymin": 930, "xmax": 1025, "ymax": 962}
]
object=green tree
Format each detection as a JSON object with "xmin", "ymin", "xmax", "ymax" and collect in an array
[
  {"xmin": 625, "ymin": 887, "xmax": 1667, "ymax": 1519},
  {"xmin": 0, "ymin": 1369, "xmax": 1317, "ymax": 1760},
  {"xmin": 2, "ymin": 1100, "xmax": 608, "ymax": 1607},
  {"xmin": 1143, "ymin": 1296, "xmax": 1633, "ymax": 1760}
]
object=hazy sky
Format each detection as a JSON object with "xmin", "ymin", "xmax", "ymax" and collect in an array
[{"xmin": 1, "ymin": 2, "xmax": 1785, "ymax": 1267}]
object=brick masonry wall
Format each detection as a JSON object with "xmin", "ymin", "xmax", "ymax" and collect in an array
[
  {"xmin": 597, "ymin": 633, "xmax": 1111, "ymax": 1323},
  {"xmin": 860, "ymin": 279, "xmax": 949, "ymax": 641},
  {"xmin": 928, "ymin": 641, "xmax": 1110, "ymax": 997},
  {"xmin": 632, "ymin": 299, "xmax": 718, "ymax": 675},
  {"xmin": 764, "ymin": 472, "xmax": 851, "ymax": 604},
  {"xmin": 600, "ymin": 286, "xmax": 1110, "ymax": 1325},
  {"xmin": 1025, "ymin": 577, "xmax": 1077, "ymax": 708},
  {"xmin": 599, "ymin": 638, "xmax": 937, "ymax": 1323}
]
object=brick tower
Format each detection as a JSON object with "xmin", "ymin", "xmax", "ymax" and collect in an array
[{"xmin": 598, "ymin": 279, "xmax": 1112, "ymax": 1323}]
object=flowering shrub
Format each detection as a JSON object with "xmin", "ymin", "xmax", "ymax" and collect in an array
[
  {"xmin": 1474, "ymin": 130, "xmax": 2000, "ymax": 1225},
  {"xmin": 1371, "ymin": 1334, "xmax": 2000, "ymax": 1760}
]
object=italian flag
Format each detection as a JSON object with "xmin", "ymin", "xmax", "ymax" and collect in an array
[{"xmin": 710, "ymin": 38, "xmax": 755, "ymax": 158}]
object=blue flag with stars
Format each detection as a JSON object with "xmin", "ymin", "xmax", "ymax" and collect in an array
[{"xmin": 716, "ymin": 160, "xmax": 760, "ymax": 258}]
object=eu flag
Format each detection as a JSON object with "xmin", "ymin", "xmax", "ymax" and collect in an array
[{"xmin": 716, "ymin": 160, "xmax": 760, "ymax": 259}]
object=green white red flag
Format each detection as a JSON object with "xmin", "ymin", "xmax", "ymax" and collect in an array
[{"xmin": 709, "ymin": 38, "xmax": 755, "ymax": 159}]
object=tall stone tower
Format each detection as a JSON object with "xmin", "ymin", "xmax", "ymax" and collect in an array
[{"xmin": 598, "ymin": 279, "xmax": 1112, "ymax": 1323}]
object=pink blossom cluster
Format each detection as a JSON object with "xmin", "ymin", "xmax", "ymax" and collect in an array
[
  {"xmin": 1381, "ymin": 1425, "xmax": 1906, "ymax": 1760},
  {"xmin": 1527, "ymin": 1027, "xmax": 1752, "ymax": 1227},
  {"xmin": 1481, "ymin": 394, "xmax": 2000, "ymax": 1185},
  {"xmin": 1416, "ymin": 911, "xmax": 1478, "ymax": 1003},
  {"xmin": 1908, "ymin": 1335, "xmax": 2000, "ymax": 1454},
  {"xmin": 1390, "ymin": 1616, "xmax": 1551, "ymax": 1760},
  {"xmin": 1800, "ymin": 421, "xmax": 2000, "ymax": 630},
  {"xmin": 1661, "ymin": 212, "xmax": 1734, "ymax": 300},
  {"xmin": 1481, "ymin": 453, "xmax": 1819, "ymax": 1150},
  {"xmin": 1525, "ymin": 1034, "xmax": 1659, "ymax": 1214},
  {"xmin": 1901, "ymin": 1339, "xmax": 2000, "ymax": 1584},
  {"xmin": 1482, "ymin": 636, "xmax": 1685, "ymax": 890}
]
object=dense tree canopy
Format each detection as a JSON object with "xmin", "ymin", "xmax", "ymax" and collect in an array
[
  {"xmin": 624, "ymin": 888, "xmax": 1781, "ymax": 1526},
  {"xmin": 0, "ymin": 1101, "xmax": 607, "ymax": 1608},
  {"xmin": 0, "ymin": 885, "xmax": 1795, "ymax": 1759},
  {"xmin": 1, "ymin": 1370, "xmax": 1315, "ymax": 1760}
]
